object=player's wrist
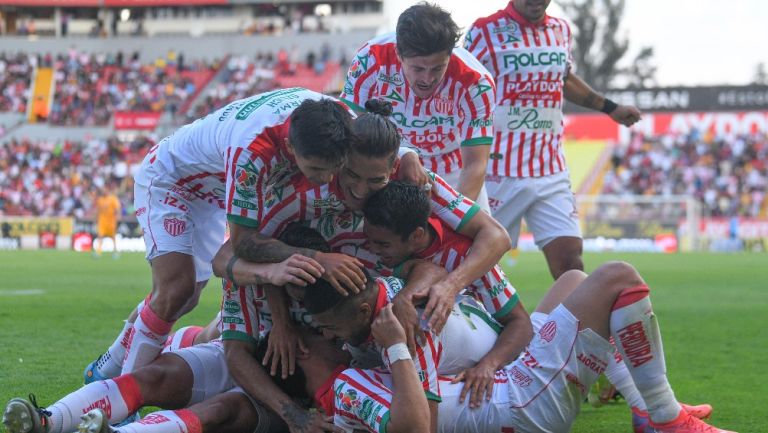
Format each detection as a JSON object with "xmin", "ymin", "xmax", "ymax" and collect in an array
[
  {"xmin": 386, "ymin": 342, "xmax": 412, "ymax": 364},
  {"xmin": 600, "ymin": 98, "xmax": 618, "ymax": 115},
  {"xmin": 226, "ymin": 255, "xmax": 239, "ymax": 285}
]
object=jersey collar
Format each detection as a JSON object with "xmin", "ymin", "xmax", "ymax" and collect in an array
[
  {"xmin": 506, "ymin": 2, "xmax": 552, "ymax": 28},
  {"xmin": 314, "ymin": 364, "xmax": 348, "ymax": 415},
  {"xmin": 415, "ymin": 216, "xmax": 444, "ymax": 259}
]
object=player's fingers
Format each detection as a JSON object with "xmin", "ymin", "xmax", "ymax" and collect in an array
[
  {"xmin": 269, "ymin": 348, "xmax": 280, "ymax": 376},
  {"xmin": 428, "ymin": 304, "xmax": 450, "ymax": 333},
  {"xmin": 342, "ymin": 264, "xmax": 366, "ymax": 292},
  {"xmin": 485, "ymin": 380, "xmax": 493, "ymax": 401},
  {"xmin": 262, "ymin": 343, "xmax": 274, "ymax": 366},
  {"xmin": 422, "ymin": 295, "xmax": 438, "ymax": 323},
  {"xmin": 289, "ymin": 267, "xmax": 316, "ymax": 285},
  {"xmin": 299, "ymin": 257, "xmax": 325, "ymax": 278},
  {"xmin": 450, "ymin": 371, "xmax": 465, "ymax": 384},
  {"xmin": 336, "ymin": 270, "xmax": 361, "ymax": 295},
  {"xmin": 326, "ymin": 276, "xmax": 349, "ymax": 297},
  {"xmin": 405, "ymin": 325, "xmax": 416, "ymax": 356},
  {"xmin": 470, "ymin": 380, "xmax": 484, "ymax": 408},
  {"xmin": 459, "ymin": 378, "xmax": 471, "ymax": 403},
  {"xmin": 286, "ymin": 345, "xmax": 294, "ymax": 378}
]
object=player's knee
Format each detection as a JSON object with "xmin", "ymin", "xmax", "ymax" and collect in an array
[
  {"xmin": 593, "ymin": 261, "xmax": 643, "ymax": 290},
  {"xmin": 131, "ymin": 364, "xmax": 168, "ymax": 396},
  {"xmin": 197, "ymin": 395, "xmax": 255, "ymax": 432}
]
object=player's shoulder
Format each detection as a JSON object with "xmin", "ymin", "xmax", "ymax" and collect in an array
[
  {"xmin": 450, "ymin": 47, "xmax": 494, "ymax": 83},
  {"xmin": 468, "ymin": 6, "xmax": 512, "ymax": 31}
]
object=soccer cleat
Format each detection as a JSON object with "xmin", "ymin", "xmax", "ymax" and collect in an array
[
  {"xmin": 83, "ymin": 358, "xmax": 106, "ymax": 385},
  {"xmin": 2, "ymin": 395, "xmax": 52, "ymax": 433},
  {"xmin": 78, "ymin": 408, "xmax": 113, "ymax": 433},
  {"xmin": 649, "ymin": 409, "xmax": 736, "ymax": 433},
  {"xmin": 633, "ymin": 403, "xmax": 715, "ymax": 433}
]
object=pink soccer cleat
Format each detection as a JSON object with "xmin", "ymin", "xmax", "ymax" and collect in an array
[{"xmin": 650, "ymin": 409, "xmax": 736, "ymax": 433}]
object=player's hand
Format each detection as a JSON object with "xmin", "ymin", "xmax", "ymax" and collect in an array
[
  {"xmin": 392, "ymin": 295, "xmax": 420, "ymax": 355},
  {"xmin": 262, "ymin": 323, "xmax": 309, "ymax": 379},
  {"xmin": 286, "ymin": 409, "xmax": 343, "ymax": 433},
  {"xmin": 315, "ymin": 252, "xmax": 366, "ymax": 295},
  {"xmin": 396, "ymin": 151, "xmax": 430, "ymax": 187},
  {"xmin": 264, "ymin": 254, "xmax": 324, "ymax": 287},
  {"xmin": 609, "ymin": 105, "xmax": 642, "ymax": 127},
  {"xmin": 451, "ymin": 359, "xmax": 497, "ymax": 409},
  {"xmin": 421, "ymin": 281, "xmax": 458, "ymax": 334},
  {"xmin": 372, "ymin": 304, "xmax": 407, "ymax": 348}
]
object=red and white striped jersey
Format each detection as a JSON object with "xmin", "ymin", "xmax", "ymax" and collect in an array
[
  {"xmin": 414, "ymin": 217, "xmax": 519, "ymax": 320},
  {"xmin": 464, "ymin": 4, "xmax": 573, "ymax": 178},
  {"xmin": 340, "ymin": 32, "xmax": 496, "ymax": 176},
  {"xmin": 219, "ymin": 279, "xmax": 313, "ymax": 345},
  {"xmin": 134, "ymin": 88, "xmax": 350, "ymax": 230},
  {"xmin": 258, "ymin": 170, "xmax": 481, "ymax": 256}
]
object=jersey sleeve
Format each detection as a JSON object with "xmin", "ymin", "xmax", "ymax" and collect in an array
[
  {"xmin": 340, "ymin": 42, "xmax": 379, "ymax": 112},
  {"xmin": 463, "ymin": 22, "xmax": 497, "ymax": 76},
  {"xmin": 224, "ymin": 142, "xmax": 276, "ymax": 229},
  {"xmin": 458, "ymin": 72, "xmax": 495, "ymax": 147},
  {"xmin": 471, "ymin": 265, "xmax": 520, "ymax": 320},
  {"xmin": 220, "ymin": 280, "xmax": 261, "ymax": 345},
  {"xmin": 382, "ymin": 329, "xmax": 442, "ymax": 402},
  {"xmin": 429, "ymin": 171, "xmax": 481, "ymax": 232}
]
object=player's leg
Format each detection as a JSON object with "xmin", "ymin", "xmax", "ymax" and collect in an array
[
  {"xmin": 3, "ymin": 353, "xmax": 193, "ymax": 433},
  {"xmin": 484, "ymin": 175, "xmax": 529, "ymax": 267},
  {"xmin": 525, "ymin": 171, "xmax": 583, "ymax": 279},
  {"xmin": 85, "ymin": 300, "xmax": 144, "ymax": 384},
  {"xmin": 562, "ymin": 261, "xmax": 734, "ymax": 433}
]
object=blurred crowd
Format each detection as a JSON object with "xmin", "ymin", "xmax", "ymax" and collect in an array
[
  {"xmin": 0, "ymin": 135, "xmax": 154, "ymax": 218},
  {"xmin": 602, "ymin": 131, "xmax": 768, "ymax": 218}
]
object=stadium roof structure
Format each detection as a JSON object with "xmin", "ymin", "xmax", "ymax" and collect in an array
[{"xmin": 0, "ymin": 0, "xmax": 377, "ymax": 6}]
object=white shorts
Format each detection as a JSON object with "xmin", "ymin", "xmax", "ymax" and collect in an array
[
  {"xmin": 440, "ymin": 169, "xmax": 491, "ymax": 214},
  {"xmin": 134, "ymin": 165, "xmax": 227, "ymax": 283},
  {"xmin": 437, "ymin": 305, "xmax": 614, "ymax": 433},
  {"xmin": 485, "ymin": 171, "xmax": 581, "ymax": 249}
]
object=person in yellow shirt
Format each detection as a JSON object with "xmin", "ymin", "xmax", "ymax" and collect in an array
[{"xmin": 94, "ymin": 184, "xmax": 122, "ymax": 258}]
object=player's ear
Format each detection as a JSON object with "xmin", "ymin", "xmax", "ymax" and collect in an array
[
  {"xmin": 358, "ymin": 301, "xmax": 373, "ymax": 320},
  {"xmin": 409, "ymin": 227, "xmax": 426, "ymax": 244},
  {"xmin": 284, "ymin": 138, "xmax": 295, "ymax": 156}
]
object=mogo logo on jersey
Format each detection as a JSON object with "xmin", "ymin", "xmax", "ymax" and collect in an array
[{"xmin": 503, "ymin": 51, "xmax": 567, "ymax": 70}]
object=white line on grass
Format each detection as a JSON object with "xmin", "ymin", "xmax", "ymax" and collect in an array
[{"xmin": 0, "ymin": 289, "xmax": 46, "ymax": 296}]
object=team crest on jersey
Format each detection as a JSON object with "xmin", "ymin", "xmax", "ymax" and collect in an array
[
  {"xmin": 235, "ymin": 166, "xmax": 258, "ymax": 200},
  {"xmin": 339, "ymin": 389, "xmax": 361, "ymax": 411},
  {"xmin": 432, "ymin": 96, "xmax": 453, "ymax": 115},
  {"xmin": 163, "ymin": 217, "xmax": 186, "ymax": 237},
  {"xmin": 539, "ymin": 320, "xmax": 557, "ymax": 342}
]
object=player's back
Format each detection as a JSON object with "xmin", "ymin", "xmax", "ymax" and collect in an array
[{"xmin": 435, "ymin": 295, "xmax": 501, "ymax": 375}]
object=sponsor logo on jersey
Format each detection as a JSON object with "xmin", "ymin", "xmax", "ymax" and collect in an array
[
  {"xmin": 384, "ymin": 89, "xmax": 404, "ymax": 103},
  {"xmin": 236, "ymin": 88, "xmax": 303, "ymax": 120},
  {"xmin": 503, "ymin": 107, "xmax": 558, "ymax": 131},
  {"xmin": 391, "ymin": 113, "xmax": 455, "ymax": 129},
  {"xmin": 222, "ymin": 316, "xmax": 245, "ymax": 325},
  {"xmin": 135, "ymin": 207, "xmax": 146, "ymax": 217},
  {"xmin": 488, "ymin": 278, "xmax": 509, "ymax": 298},
  {"xmin": 378, "ymin": 72, "xmax": 404, "ymax": 86},
  {"xmin": 617, "ymin": 321, "xmax": 654, "ymax": 367},
  {"xmin": 218, "ymin": 101, "xmax": 244, "ymax": 121},
  {"xmin": 472, "ymin": 80, "xmax": 493, "ymax": 99},
  {"xmin": 359, "ymin": 398, "xmax": 383, "ymax": 427},
  {"xmin": 469, "ymin": 118, "xmax": 493, "ymax": 128},
  {"xmin": 223, "ymin": 300, "xmax": 241, "ymax": 315},
  {"xmin": 313, "ymin": 193, "xmax": 344, "ymax": 210},
  {"xmin": 489, "ymin": 153, "xmax": 504, "ymax": 160},
  {"xmin": 493, "ymin": 22, "xmax": 521, "ymax": 43},
  {"xmin": 539, "ymin": 320, "xmax": 557, "ymax": 342},
  {"xmin": 163, "ymin": 217, "xmax": 186, "ymax": 237},
  {"xmin": 402, "ymin": 130, "xmax": 448, "ymax": 148},
  {"xmin": 509, "ymin": 365, "xmax": 532, "ymax": 387},
  {"xmin": 577, "ymin": 352, "xmax": 607, "ymax": 375},
  {"xmin": 565, "ymin": 373, "xmax": 586, "ymax": 395},
  {"xmin": 264, "ymin": 185, "xmax": 285, "ymax": 208},
  {"xmin": 502, "ymin": 51, "xmax": 567, "ymax": 70}
]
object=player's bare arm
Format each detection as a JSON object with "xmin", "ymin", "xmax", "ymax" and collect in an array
[
  {"xmin": 564, "ymin": 72, "xmax": 642, "ymax": 126},
  {"xmin": 212, "ymin": 239, "xmax": 323, "ymax": 287},
  {"xmin": 452, "ymin": 301, "xmax": 533, "ymax": 408},
  {"xmin": 424, "ymin": 211, "xmax": 512, "ymax": 332},
  {"xmin": 457, "ymin": 144, "xmax": 491, "ymax": 201},
  {"xmin": 230, "ymin": 223, "xmax": 366, "ymax": 294}
]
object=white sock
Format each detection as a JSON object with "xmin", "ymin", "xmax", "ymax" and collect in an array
[
  {"xmin": 113, "ymin": 409, "xmax": 202, "ymax": 433},
  {"xmin": 121, "ymin": 304, "xmax": 173, "ymax": 374},
  {"xmin": 162, "ymin": 326, "xmax": 203, "ymax": 353},
  {"xmin": 609, "ymin": 285, "xmax": 681, "ymax": 423},
  {"xmin": 47, "ymin": 376, "xmax": 143, "ymax": 433},
  {"xmin": 604, "ymin": 344, "xmax": 646, "ymax": 410},
  {"xmin": 96, "ymin": 300, "xmax": 146, "ymax": 378}
]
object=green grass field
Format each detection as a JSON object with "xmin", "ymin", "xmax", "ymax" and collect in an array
[{"xmin": 1, "ymin": 250, "xmax": 766, "ymax": 432}]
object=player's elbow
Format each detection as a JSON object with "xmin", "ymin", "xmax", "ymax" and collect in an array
[{"xmin": 388, "ymin": 411, "xmax": 430, "ymax": 433}]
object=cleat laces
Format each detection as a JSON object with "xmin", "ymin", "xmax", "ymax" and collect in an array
[{"xmin": 27, "ymin": 394, "xmax": 52, "ymax": 428}]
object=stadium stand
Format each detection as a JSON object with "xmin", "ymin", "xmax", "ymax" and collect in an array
[{"xmin": 602, "ymin": 130, "xmax": 767, "ymax": 218}]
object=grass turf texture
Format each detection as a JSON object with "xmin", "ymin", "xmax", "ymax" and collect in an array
[{"xmin": 0, "ymin": 250, "xmax": 765, "ymax": 433}]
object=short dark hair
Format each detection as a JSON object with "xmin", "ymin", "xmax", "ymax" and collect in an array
[
  {"xmin": 362, "ymin": 181, "xmax": 431, "ymax": 241},
  {"xmin": 277, "ymin": 222, "xmax": 330, "ymax": 253},
  {"xmin": 303, "ymin": 267, "xmax": 373, "ymax": 315},
  {"xmin": 351, "ymin": 99, "xmax": 400, "ymax": 167},
  {"xmin": 396, "ymin": 2, "xmax": 460, "ymax": 58},
  {"xmin": 289, "ymin": 98, "xmax": 353, "ymax": 163}
]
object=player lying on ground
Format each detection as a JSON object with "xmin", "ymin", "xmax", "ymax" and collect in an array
[{"xmin": 309, "ymin": 262, "xmax": 736, "ymax": 433}]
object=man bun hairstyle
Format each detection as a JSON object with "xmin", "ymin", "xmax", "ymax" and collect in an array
[
  {"xmin": 363, "ymin": 180, "xmax": 431, "ymax": 241},
  {"xmin": 351, "ymin": 99, "xmax": 400, "ymax": 165},
  {"xmin": 289, "ymin": 98, "xmax": 353, "ymax": 163},
  {"xmin": 396, "ymin": 2, "xmax": 460, "ymax": 58}
]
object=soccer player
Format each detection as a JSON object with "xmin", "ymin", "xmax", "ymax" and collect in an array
[
  {"xmin": 316, "ymin": 262, "xmax": 736, "ymax": 433},
  {"xmin": 83, "ymin": 88, "xmax": 360, "ymax": 383},
  {"xmin": 93, "ymin": 183, "xmax": 121, "ymax": 259},
  {"xmin": 464, "ymin": 0, "xmax": 642, "ymax": 278},
  {"xmin": 362, "ymin": 180, "xmax": 532, "ymax": 406},
  {"xmin": 340, "ymin": 3, "xmax": 496, "ymax": 211}
]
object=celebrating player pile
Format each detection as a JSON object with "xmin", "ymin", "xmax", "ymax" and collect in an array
[{"xmin": 2, "ymin": 2, "xmax": 736, "ymax": 433}]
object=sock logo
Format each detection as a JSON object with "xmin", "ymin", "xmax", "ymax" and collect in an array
[
  {"xmin": 121, "ymin": 327, "xmax": 135, "ymax": 349},
  {"xmin": 139, "ymin": 413, "xmax": 171, "ymax": 425},
  {"xmin": 577, "ymin": 352, "xmax": 607, "ymax": 375},
  {"xmin": 83, "ymin": 396, "xmax": 112, "ymax": 419},
  {"xmin": 617, "ymin": 321, "xmax": 654, "ymax": 367}
]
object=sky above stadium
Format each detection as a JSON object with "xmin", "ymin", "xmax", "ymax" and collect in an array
[{"xmin": 382, "ymin": 0, "xmax": 768, "ymax": 87}]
